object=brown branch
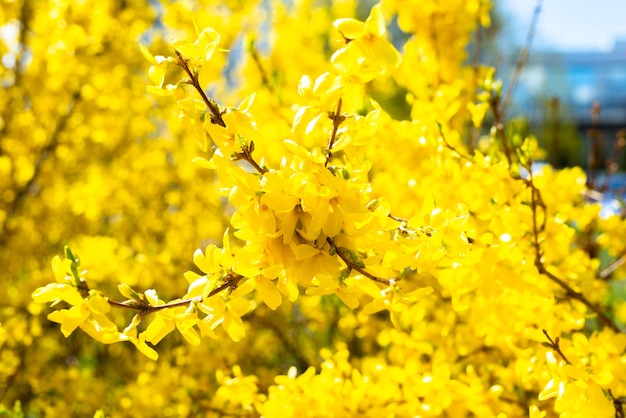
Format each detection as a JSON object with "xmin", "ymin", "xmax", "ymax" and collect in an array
[
  {"xmin": 326, "ymin": 237, "xmax": 394, "ymax": 284},
  {"xmin": 250, "ymin": 314, "xmax": 312, "ymax": 371},
  {"xmin": 234, "ymin": 141, "xmax": 268, "ymax": 174},
  {"xmin": 541, "ymin": 329, "xmax": 571, "ymax": 364},
  {"xmin": 600, "ymin": 129, "xmax": 626, "ymax": 192},
  {"xmin": 501, "ymin": 0, "xmax": 542, "ymax": 118},
  {"xmin": 526, "ymin": 169, "xmax": 621, "ymax": 333},
  {"xmin": 587, "ymin": 101, "xmax": 602, "ymax": 187},
  {"xmin": 456, "ymin": 345, "xmax": 496, "ymax": 362},
  {"xmin": 609, "ymin": 390, "xmax": 626, "ymax": 418},
  {"xmin": 248, "ymin": 44, "xmax": 292, "ymax": 126},
  {"xmin": 175, "ymin": 50, "xmax": 268, "ymax": 175},
  {"xmin": 204, "ymin": 406, "xmax": 255, "ymax": 418},
  {"xmin": 599, "ymin": 250, "xmax": 626, "ymax": 280},
  {"xmin": 388, "ymin": 214, "xmax": 408, "ymax": 223},
  {"xmin": 249, "ymin": 43, "xmax": 275, "ymax": 95},
  {"xmin": 174, "ymin": 50, "xmax": 226, "ymax": 128},
  {"xmin": 325, "ymin": 98, "xmax": 344, "ymax": 167},
  {"xmin": 0, "ymin": 341, "xmax": 26, "ymax": 403},
  {"xmin": 0, "ymin": 90, "xmax": 82, "ymax": 247},
  {"xmin": 469, "ymin": 15, "xmax": 483, "ymax": 150},
  {"xmin": 489, "ymin": 93, "xmax": 514, "ymax": 167},
  {"xmin": 437, "ymin": 122, "xmax": 473, "ymax": 162},
  {"xmin": 107, "ymin": 273, "xmax": 243, "ymax": 314},
  {"xmin": 0, "ymin": 0, "xmax": 32, "ymax": 155}
]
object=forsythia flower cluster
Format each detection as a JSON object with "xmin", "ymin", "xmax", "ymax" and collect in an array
[{"xmin": 2, "ymin": 0, "xmax": 624, "ymax": 416}]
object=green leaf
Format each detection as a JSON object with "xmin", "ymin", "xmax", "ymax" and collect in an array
[
  {"xmin": 338, "ymin": 267, "xmax": 352, "ymax": 285},
  {"xmin": 64, "ymin": 245, "xmax": 79, "ymax": 265}
]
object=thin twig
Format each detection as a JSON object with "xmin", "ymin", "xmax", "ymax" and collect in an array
[
  {"xmin": 175, "ymin": 50, "xmax": 268, "ymax": 174},
  {"xmin": 107, "ymin": 273, "xmax": 243, "ymax": 314},
  {"xmin": 388, "ymin": 214, "xmax": 408, "ymax": 223},
  {"xmin": 326, "ymin": 237, "xmax": 394, "ymax": 284},
  {"xmin": 527, "ymin": 169, "xmax": 621, "ymax": 333},
  {"xmin": 234, "ymin": 141, "xmax": 268, "ymax": 174},
  {"xmin": 609, "ymin": 390, "xmax": 626, "ymax": 418},
  {"xmin": 0, "ymin": 0, "xmax": 32, "ymax": 155},
  {"xmin": 541, "ymin": 329, "xmax": 571, "ymax": 364},
  {"xmin": 601, "ymin": 129, "xmax": 626, "ymax": 192},
  {"xmin": 437, "ymin": 122, "xmax": 474, "ymax": 162},
  {"xmin": 549, "ymin": 97, "xmax": 560, "ymax": 168},
  {"xmin": 325, "ymin": 99, "xmax": 344, "ymax": 167},
  {"xmin": 469, "ymin": 14, "xmax": 483, "ymax": 150},
  {"xmin": 587, "ymin": 101, "xmax": 602, "ymax": 188},
  {"xmin": 501, "ymin": 0, "xmax": 543, "ymax": 118},
  {"xmin": 456, "ymin": 345, "xmax": 496, "ymax": 362},
  {"xmin": 249, "ymin": 43, "xmax": 275, "ymax": 95},
  {"xmin": 0, "ymin": 90, "xmax": 82, "ymax": 247},
  {"xmin": 175, "ymin": 50, "xmax": 226, "ymax": 127},
  {"xmin": 599, "ymin": 250, "xmax": 626, "ymax": 280},
  {"xmin": 248, "ymin": 44, "xmax": 292, "ymax": 126},
  {"xmin": 489, "ymin": 94, "xmax": 514, "ymax": 167}
]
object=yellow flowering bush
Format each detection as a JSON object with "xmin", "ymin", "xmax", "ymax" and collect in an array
[{"xmin": 2, "ymin": 0, "xmax": 625, "ymax": 416}]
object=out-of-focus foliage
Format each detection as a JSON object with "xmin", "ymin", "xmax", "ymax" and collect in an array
[{"xmin": 2, "ymin": 0, "xmax": 625, "ymax": 417}]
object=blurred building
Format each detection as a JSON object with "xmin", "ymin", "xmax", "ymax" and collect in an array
[{"xmin": 507, "ymin": 40, "xmax": 626, "ymax": 169}]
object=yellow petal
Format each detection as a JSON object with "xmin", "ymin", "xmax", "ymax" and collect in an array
[
  {"xmin": 228, "ymin": 297, "xmax": 251, "ymax": 317},
  {"xmin": 591, "ymin": 371, "xmax": 614, "ymax": 386},
  {"xmin": 237, "ymin": 92, "xmax": 256, "ymax": 112},
  {"xmin": 537, "ymin": 379, "xmax": 559, "ymax": 401},
  {"xmin": 143, "ymin": 316, "xmax": 175, "ymax": 344},
  {"xmin": 400, "ymin": 287, "xmax": 434, "ymax": 303},
  {"xmin": 144, "ymin": 289, "xmax": 160, "ymax": 307},
  {"xmin": 51, "ymin": 255, "xmax": 68, "ymax": 283},
  {"xmin": 334, "ymin": 18, "xmax": 365, "ymax": 39},
  {"xmin": 364, "ymin": 4, "xmax": 386, "ymax": 37},
  {"xmin": 292, "ymin": 244, "xmax": 321, "ymax": 260},
  {"xmin": 586, "ymin": 381, "xmax": 615, "ymax": 415},
  {"xmin": 193, "ymin": 248, "xmax": 213, "ymax": 274},
  {"xmin": 277, "ymin": 274, "xmax": 299, "ymax": 302},
  {"xmin": 148, "ymin": 65, "xmax": 166, "ymax": 87},
  {"xmin": 86, "ymin": 292, "xmax": 110, "ymax": 315},
  {"xmin": 127, "ymin": 334, "xmax": 158, "ymax": 360},
  {"xmin": 257, "ymin": 278, "xmax": 282, "ymax": 310},
  {"xmin": 139, "ymin": 44, "xmax": 157, "ymax": 65},
  {"xmin": 231, "ymin": 278, "xmax": 256, "ymax": 298},
  {"xmin": 222, "ymin": 311, "xmax": 245, "ymax": 342},
  {"xmin": 281, "ymin": 211, "xmax": 298, "ymax": 244},
  {"xmin": 529, "ymin": 405, "xmax": 546, "ymax": 418},
  {"xmin": 283, "ymin": 139, "xmax": 312, "ymax": 159},
  {"xmin": 337, "ymin": 288, "xmax": 359, "ymax": 309},
  {"xmin": 360, "ymin": 298, "xmax": 387, "ymax": 316},
  {"xmin": 48, "ymin": 306, "xmax": 89, "ymax": 337},
  {"xmin": 32, "ymin": 283, "xmax": 84, "ymax": 306},
  {"xmin": 185, "ymin": 275, "xmax": 209, "ymax": 298},
  {"xmin": 117, "ymin": 283, "xmax": 141, "ymax": 300},
  {"xmin": 368, "ymin": 38, "xmax": 401, "ymax": 69},
  {"xmin": 313, "ymin": 72, "xmax": 341, "ymax": 98},
  {"xmin": 297, "ymin": 75, "xmax": 314, "ymax": 99},
  {"xmin": 322, "ymin": 207, "xmax": 343, "ymax": 237},
  {"xmin": 146, "ymin": 85, "xmax": 173, "ymax": 96},
  {"xmin": 178, "ymin": 325, "xmax": 201, "ymax": 346},
  {"xmin": 195, "ymin": 27, "xmax": 220, "ymax": 62}
]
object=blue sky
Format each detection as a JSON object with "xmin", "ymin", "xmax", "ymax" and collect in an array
[{"xmin": 501, "ymin": 0, "xmax": 626, "ymax": 51}]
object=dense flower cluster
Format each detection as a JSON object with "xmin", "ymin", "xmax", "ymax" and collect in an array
[{"xmin": 2, "ymin": 0, "xmax": 625, "ymax": 417}]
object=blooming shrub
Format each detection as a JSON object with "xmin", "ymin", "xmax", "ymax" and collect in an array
[{"xmin": 1, "ymin": 0, "xmax": 625, "ymax": 416}]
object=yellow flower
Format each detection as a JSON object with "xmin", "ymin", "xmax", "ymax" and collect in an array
[
  {"xmin": 139, "ymin": 45, "xmax": 171, "ymax": 94},
  {"xmin": 47, "ymin": 305, "xmax": 90, "ymax": 337},
  {"xmin": 172, "ymin": 27, "xmax": 220, "ymax": 67},
  {"xmin": 332, "ymin": 3, "xmax": 401, "ymax": 71},
  {"xmin": 32, "ymin": 282, "xmax": 84, "ymax": 307}
]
